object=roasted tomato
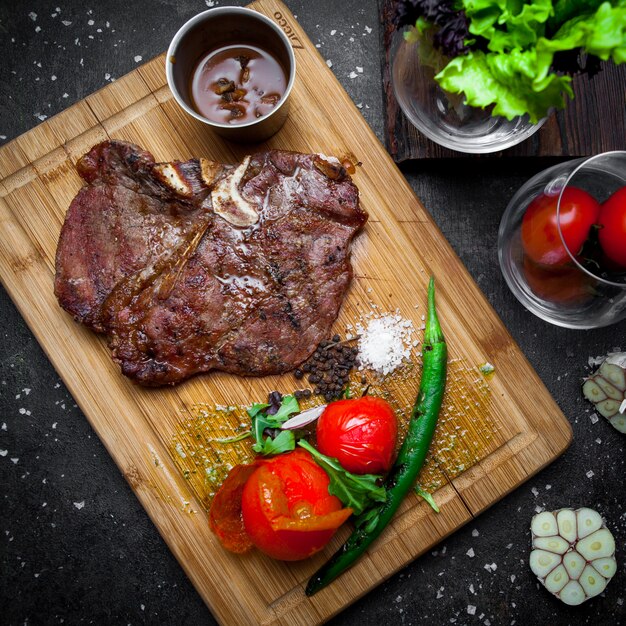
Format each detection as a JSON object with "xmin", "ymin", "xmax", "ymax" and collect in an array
[
  {"xmin": 598, "ymin": 186, "xmax": 626, "ymax": 268},
  {"xmin": 316, "ymin": 397, "xmax": 397, "ymax": 475},
  {"xmin": 210, "ymin": 450, "xmax": 351, "ymax": 561},
  {"xmin": 521, "ymin": 187, "xmax": 600, "ymax": 266},
  {"xmin": 241, "ymin": 450, "xmax": 351, "ymax": 560}
]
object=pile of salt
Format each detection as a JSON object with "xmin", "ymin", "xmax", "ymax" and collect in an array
[{"xmin": 356, "ymin": 314, "xmax": 414, "ymax": 375}]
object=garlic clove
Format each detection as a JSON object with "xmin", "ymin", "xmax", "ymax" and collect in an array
[
  {"xmin": 576, "ymin": 528, "xmax": 615, "ymax": 561},
  {"xmin": 609, "ymin": 413, "xmax": 626, "ymax": 433},
  {"xmin": 559, "ymin": 580, "xmax": 586, "ymax": 606},
  {"xmin": 563, "ymin": 550, "xmax": 586, "ymax": 580},
  {"xmin": 579, "ymin": 565, "xmax": 607, "ymax": 598},
  {"xmin": 576, "ymin": 507, "xmax": 603, "ymax": 539},
  {"xmin": 557, "ymin": 509, "xmax": 577, "ymax": 543},
  {"xmin": 530, "ymin": 549, "xmax": 561, "ymax": 578},
  {"xmin": 531, "ymin": 511, "xmax": 558, "ymax": 537},
  {"xmin": 533, "ymin": 535, "xmax": 569, "ymax": 555},
  {"xmin": 582, "ymin": 379, "xmax": 606, "ymax": 403},
  {"xmin": 592, "ymin": 556, "xmax": 617, "ymax": 580},
  {"xmin": 599, "ymin": 360, "xmax": 626, "ymax": 391},
  {"xmin": 544, "ymin": 564, "xmax": 569, "ymax": 594}
]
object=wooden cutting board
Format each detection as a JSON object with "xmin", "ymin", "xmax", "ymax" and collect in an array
[{"xmin": 0, "ymin": 1, "xmax": 572, "ymax": 623}]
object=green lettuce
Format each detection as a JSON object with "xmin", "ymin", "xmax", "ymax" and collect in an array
[
  {"xmin": 435, "ymin": 0, "xmax": 626, "ymax": 123},
  {"xmin": 436, "ymin": 48, "xmax": 572, "ymax": 122}
]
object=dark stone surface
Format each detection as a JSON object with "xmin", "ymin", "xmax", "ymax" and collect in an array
[{"xmin": 0, "ymin": 1, "xmax": 624, "ymax": 625}]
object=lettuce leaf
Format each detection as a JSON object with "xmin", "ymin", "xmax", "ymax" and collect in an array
[
  {"xmin": 539, "ymin": 2, "xmax": 626, "ymax": 63},
  {"xmin": 436, "ymin": 0, "xmax": 626, "ymax": 122},
  {"xmin": 463, "ymin": 0, "xmax": 554, "ymax": 52},
  {"xmin": 436, "ymin": 48, "xmax": 572, "ymax": 122}
]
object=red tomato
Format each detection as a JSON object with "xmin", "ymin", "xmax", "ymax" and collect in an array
[
  {"xmin": 521, "ymin": 187, "xmax": 600, "ymax": 266},
  {"xmin": 598, "ymin": 186, "xmax": 626, "ymax": 268},
  {"xmin": 240, "ymin": 450, "xmax": 351, "ymax": 561},
  {"xmin": 316, "ymin": 397, "xmax": 397, "ymax": 475}
]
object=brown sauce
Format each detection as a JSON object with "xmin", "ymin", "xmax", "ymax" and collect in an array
[{"xmin": 190, "ymin": 45, "xmax": 287, "ymax": 125}]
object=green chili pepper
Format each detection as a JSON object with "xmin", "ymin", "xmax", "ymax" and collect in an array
[{"xmin": 305, "ymin": 277, "xmax": 447, "ymax": 596}]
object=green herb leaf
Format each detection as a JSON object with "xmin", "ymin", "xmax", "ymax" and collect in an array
[
  {"xmin": 343, "ymin": 384, "xmax": 352, "ymax": 399},
  {"xmin": 298, "ymin": 440, "xmax": 387, "ymax": 516},
  {"xmin": 269, "ymin": 395, "xmax": 300, "ymax": 423},
  {"xmin": 252, "ymin": 414, "xmax": 273, "ymax": 447},
  {"xmin": 249, "ymin": 395, "xmax": 301, "ymax": 455},
  {"xmin": 354, "ymin": 506, "xmax": 382, "ymax": 533},
  {"xmin": 247, "ymin": 402, "xmax": 270, "ymax": 419},
  {"xmin": 415, "ymin": 485, "xmax": 440, "ymax": 513},
  {"xmin": 254, "ymin": 430, "xmax": 296, "ymax": 456}
]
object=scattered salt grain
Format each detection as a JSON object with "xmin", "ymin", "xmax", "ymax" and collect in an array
[
  {"xmin": 467, "ymin": 605, "xmax": 476, "ymax": 616},
  {"xmin": 0, "ymin": 450, "xmax": 7, "ymax": 456},
  {"xmin": 349, "ymin": 71, "xmax": 358, "ymax": 79},
  {"xmin": 589, "ymin": 413, "xmax": 599, "ymax": 424},
  {"xmin": 326, "ymin": 59, "xmax": 333, "ymax": 68},
  {"xmin": 586, "ymin": 470, "xmax": 594, "ymax": 479},
  {"xmin": 357, "ymin": 314, "xmax": 414, "ymax": 375},
  {"xmin": 73, "ymin": 501, "xmax": 85, "ymax": 510},
  {"xmin": 134, "ymin": 55, "xmax": 142, "ymax": 63},
  {"xmin": 11, "ymin": 458, "xmax": 19, "ymax": 464},
  {"xmin": 471, "ymin": 529, "xmax": 479, "ymax": 537},
  {"xmin": 466, "ymin": 548, "xmax": 475, "ymax": 558},
  {"xmin": 531, "ymin": 487, "xmax": 539, "ymax": 497},
  {"xmin": 29, "ymin": 12, "xmax": 37, "ymax": 21}
]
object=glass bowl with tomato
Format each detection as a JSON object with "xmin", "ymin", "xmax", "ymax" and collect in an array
[{"xmin": 498, "ymin": 151, "xmax": 626, "ymax": 329}]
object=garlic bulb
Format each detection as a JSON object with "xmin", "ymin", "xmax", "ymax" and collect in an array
[
  {"xmin": 530, "ymin": 508, "xmax": 617, "ymax": 605},
  {"xmin": 582, "ymin": 353, "xmax": 626, "ymax": 433}
]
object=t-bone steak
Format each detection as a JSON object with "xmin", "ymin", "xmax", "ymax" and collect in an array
[{"xmin": 54, "ymin": 140, "xmax": 367, "ymax": 386}]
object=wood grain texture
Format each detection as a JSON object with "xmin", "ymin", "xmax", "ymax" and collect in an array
[
  {"xmin": 0, "ymin": 1, "xmax": 571, "ymax": 624},
  {"xmin": 379, "ymin": 0, "xmax": 626, "ymax": 161}
]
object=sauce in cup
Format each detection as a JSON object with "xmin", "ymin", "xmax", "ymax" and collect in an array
[{"xmin": 190, "ymin": 45, "xmax": 287, "ymax": 125}]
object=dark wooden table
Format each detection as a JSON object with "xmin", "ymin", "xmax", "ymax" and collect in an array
[{"xmin": 1, "ymin": 1, "xmax": 624, "ymax": 625}]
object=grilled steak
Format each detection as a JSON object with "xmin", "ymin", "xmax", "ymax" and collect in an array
[{"xmin": 55, "ymin": 141, "xmax": 367, "ymax": 386}]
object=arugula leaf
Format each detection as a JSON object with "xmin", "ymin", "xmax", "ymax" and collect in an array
[
  {"xmin": 269, "ymin": 395, "xmax": 300, "ymax": 423},
  {"xmin": 250, "ymin": 395, "xmax": 301, "ymax": 456},
  {"xmin": 247, "ymin": 402, "xmax": 270, "ymax": 419},
  {"xmin": 415, "ymin": 485, "xmax": 440, "ymax": 513},
  {"xmin": 253, "ymin": 430, "xmax": 296, "ymax": 456},
  {"xmin": 298, "ymin": 440, "xmax": 386, "ymax": 516},
  {"xmin": 355, "ymin": 506, "xmax": 382, "ymax": 533},
  {"xmin": 252, "ymin": 414, "xmax": 275, "ymax": 450}
]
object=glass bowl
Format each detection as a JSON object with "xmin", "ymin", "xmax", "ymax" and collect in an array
[
  {"xmin": 498, "ymin": 151, "xmax": 626, "ymax": 329},
  {"xmin": 392, "ymin": 36, "xmax": 545, "ymax": 154}
]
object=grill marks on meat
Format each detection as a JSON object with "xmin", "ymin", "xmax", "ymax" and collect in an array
[{"xmin": 55, "ymin": 141, "xmax": 367, "ymax": 386}]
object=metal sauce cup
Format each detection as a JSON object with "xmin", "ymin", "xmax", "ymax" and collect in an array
[{"xmin": 166, "ymin": 7, "xmax": 296, "ymax": 143}]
